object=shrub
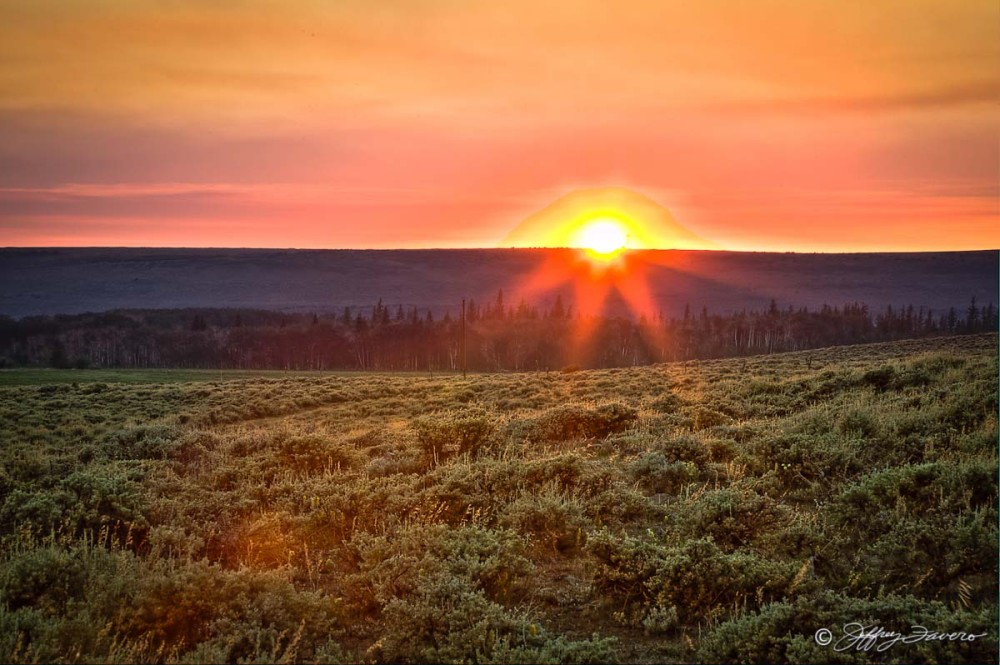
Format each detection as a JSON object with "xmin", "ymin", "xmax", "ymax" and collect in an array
[
  {"xmin": 103, "ymin": 423, "xmax": 181, "ymax": 460},
  {"xmin": 1, "ymin": 463, "xmax": 149, "ymax": 543},
  {"xmin": 698, "ymin": 590, "xmax": 998, "ymax": 664},
  {"xmin": 376, "ymin": 570, "xmax": 617, "ymax": 664},
  {"xmin": 862, "ymin": 366, "xmax": 897, "ymax": 391},
  {"xmin": 59, "ymin": 465, "xmax": 149, "ymax": 539},
  {"xmin": 0, "ymin": 489, "xmax": 75, "ymax": 535},
  {"xmin": 487, "ymin": 633, "xmax": 618, "ymax": 664},
  {"xmin": 275, "ymin": 434, "xmax": 361, "ymax": 474},
  {"xmin": 346, "ymin": 524, "xmax": 618, "ymax": 662},
  {"xmin": 648, "ymin": 392, "xmax": 683, "ymax": 413},
  {"xmin": 588, "ymin": 532, "xmax": 798, "ymax": 625},
  {"xmin": 499, "ymin": 493, "xmax": 588, "ymax": 556},
  {"xmin": 414, "ymin": 413, "xmax": 495, "ymax": 467},
  {"xmin": 529, "ymin": 404, "xmax": 637, "ymax": 443},
  {"xmin": 837, "ymin": 408, "xmax": 879, "ymax": 438},
  {"xmin": 0, "ymin": 547, "xmax": 87, "ymax": 615},
  {"xmin": 690, "ymin": 406, "xmax": 731, "ymax": 430},
  {"xmin": 117, "ymin": 559, "xmax": 345, "ymax": 661},
  {"xmin": 592, "ymin": 431, "xmax": 654, "ymax": 457},
  {"xmin": 348, "ymin": 525, "xmax": 532, "ymax": 611},
  {"xmin": 0, "ymin": 545, "xmax": 348, "ymax": 664},
  {"xmin": 740, "ymin": 432, "xmax": 863, "ymax": 495},
  {"xmin": 823, "ymin": 461, "xmax": 998, "ymax": 598},
  {"xmin": 829, "ymin": 461, "xmax": 997, "ymax": 538},
  {"xmin": 630, "ymin": 454, "xmax": 699, "ymax": 495},
  {"xmin": 667, "ymin": 487, "xmax": 792, "ymax": 553},
  {"xmin": 656, "ymin": 434, "xmax": 712, "ymax": 466},
  {"xmin": 375, "ymin": 571, "xmax": 520, "ymax": 663}
]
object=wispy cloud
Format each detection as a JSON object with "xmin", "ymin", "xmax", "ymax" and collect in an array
[
  {"xmin": 0, "ymin": 0, "xmax": 996, "ymax": 250},
  {"xmin": 714, "ymin": 81, "xmax": 999, "ymax": 114}
]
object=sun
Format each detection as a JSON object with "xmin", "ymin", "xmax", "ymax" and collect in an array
[
  {"xmin": 501, "ymin": 187, "xmax": 717, "ymax": 251},
  {"xmin": 574, "ymin": 219, "xmax": 629, "ymax": 258}
]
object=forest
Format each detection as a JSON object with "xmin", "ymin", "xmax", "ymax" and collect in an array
[{"xmin": 0, "ymin": 294, "xmax": 995, "ymax": 372}]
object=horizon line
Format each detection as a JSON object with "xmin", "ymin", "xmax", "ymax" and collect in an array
[{"xmin": 2, "ymin": 245, "xmax": 998, "ymax": 256}]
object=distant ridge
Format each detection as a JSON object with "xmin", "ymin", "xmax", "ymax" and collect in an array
[{"xmin": 0, "ymin": 247, "xmax": 996, "ymax": 319}]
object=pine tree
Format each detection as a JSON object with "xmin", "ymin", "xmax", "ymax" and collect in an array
[
  {"xmin": 966, "ymin": 296, "xmax": 979, "ymax": 332},
  {"xmin": 552, "ymin": 295, "xmax": 566, "ymax": 319}
]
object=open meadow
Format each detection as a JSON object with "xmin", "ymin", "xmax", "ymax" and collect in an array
[{"xmin": 0, "ymin": 334, "xmax": 996, "ymax": 664}]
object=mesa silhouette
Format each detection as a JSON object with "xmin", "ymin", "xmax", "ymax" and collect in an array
[{"xmin": 0, "ymin": 247, "xmax": 996, "ymax": 320}]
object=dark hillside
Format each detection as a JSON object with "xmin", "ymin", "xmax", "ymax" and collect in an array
[{"xmin": 1, "ymin": 247, "xmax": 996, "ymax": 318}]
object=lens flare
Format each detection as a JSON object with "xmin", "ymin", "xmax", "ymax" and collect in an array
[
  {"xmin": 502, "ymin": 187, "xmax": 717, "ymax": 251},
  {"xmin": 502, "ymin": 188, "xmax": 717, "ymax": 366}
]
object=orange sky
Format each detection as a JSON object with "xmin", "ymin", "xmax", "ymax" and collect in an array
[{"xmin": 0, "ymin": 0, "xmax": 997, "ymax": 251}]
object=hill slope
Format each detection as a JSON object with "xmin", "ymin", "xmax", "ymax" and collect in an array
[
  {"xmin": 0, "ymin": 247, "xmax": 996, "ymax": 318},
  {"xmin": 0, "ymin": 334, "xmax": 996, "ymax": 663}
]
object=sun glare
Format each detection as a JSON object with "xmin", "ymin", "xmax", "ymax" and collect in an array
[{"xmin": 575, "ymin": 219, "xmax": 628, "ymax": 258}]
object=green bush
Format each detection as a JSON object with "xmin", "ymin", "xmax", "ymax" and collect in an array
[
  {"xmin": 690, "ymin": 406, "xmax": 731, "ymax": 430},
  {"xmin": 0, "ymin": 489, "xmax": 75, "ymax": 535},
  {"xmin": 820, "ymin": 461, "xmax": 998, "ymax": 599},
  {"xmin": 698, "ymin": 590, "xmax": 998, "ymax": 664},
  {"xmin": 630, "ymin": 453, "xmax": 699, "ymax": 494},
  {"xmin": 529, "ymin": 403, "xmax": 637, "ymax": 443},
  {"xmin": 828, "ymin": 461, "xmax": 997, "ymax": 539},
  {"xmin": 414, "ymin": 413, "xmax": 495, "ymax": 467},
  {"xmin": 589, "ymin": 532, "xmax": 798, "ymax": 625},
  {"xmin": 274, "ymin": 434, "xmax": 361, "ymax": 474},
  {"xmin": 499, "ymin": 493, "xmax": 588, "ymax": 556},
  {"xmin": 487, "ymin": 633, "xmax": 618, "ymax": 664},
  {"xmin": 584, "ymin": 486, "xmax": 652, "ymax": 527},
  {"xmin": 103, "ymin": 423, "xmax": 181, "ymax": 460},
  {"xmin": 377, "ymin": 570, "xmax": 617, "ymax": 664},
  {"xmin": 60, "ymin": 465, "xmax": 149, "ymax": 539},
  {"xmin": 862, "ymin": 366, "xmax": 897, "ymax": 391},
  {"xmin": 0, "ymin": 548, "xmax": 86, "ymax": 615},
  {"xmin": 655, "ymin": 434, "xmax": 711, "ymax": 467},
  {"xmin": 740, "ymin": 432, "xmax": 863, "ymax": 496},
  {"xmin": 375, "ymin": 571, "xmax": 521, "ymax": 663},
  {"xmin": 348, "ymin": 524, "xmax": 617, "ymax": 663},
  {"xmin": 837, "ymin": 408, "xmax": 879, "ymax": 438},
  {"xmin": 0, "ymin": 545, "xmax": 347, "ymax": 664},
  {"xmin": 666, "ymin": 487, "xmax": 792, "ymax": 553},
  {"xmin": 117, "ymin": 559, "xmax": 346, "ymax": 662},
  {"xmin": 0, "ymin": 463, "xmax": 149, "ymax": 543},
  {"xmin": 348, "ymin": 525, "xmax": 532, "ymax": 610}
]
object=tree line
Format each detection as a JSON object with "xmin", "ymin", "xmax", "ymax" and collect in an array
[{"xmin": 0, "ymin": 293, "xmax": 995, "ymax": 372}]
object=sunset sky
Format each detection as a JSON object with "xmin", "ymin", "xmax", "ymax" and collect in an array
[{"xmin": 0, "ymin": 0, "xmax": 997, "ymax": 251}]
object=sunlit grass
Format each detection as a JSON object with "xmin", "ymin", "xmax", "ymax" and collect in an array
[
  {"xmin": 0, "ymin": 334, "xmax": 995, "ymax": 663},
  {"xmin": 0, "ymin": 368, "xmax": 361, "ymax": 387}
]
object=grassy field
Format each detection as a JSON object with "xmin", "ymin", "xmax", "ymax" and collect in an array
[
  {"xmin": 0, "ymin": 368, "xmax": 375, "ymax": 387},
  {"xmin": 0, "ymin": 334, "xmax": 996, "ymax": 664}
]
